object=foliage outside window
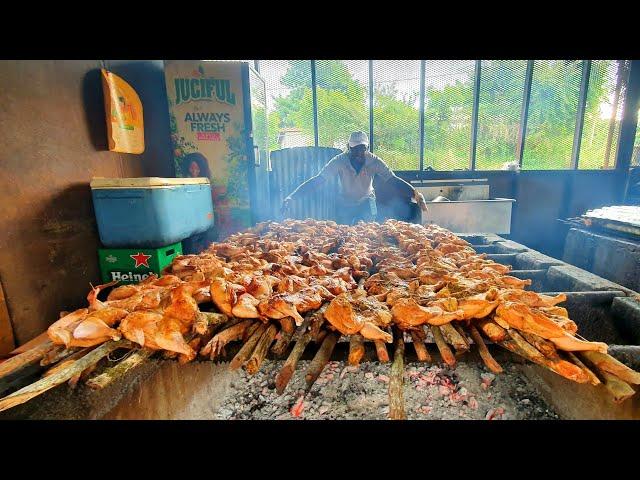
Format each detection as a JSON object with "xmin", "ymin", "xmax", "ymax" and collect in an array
[{"xmin": 258, "ymin": 59, "xmax": 634, "ymax": 171}]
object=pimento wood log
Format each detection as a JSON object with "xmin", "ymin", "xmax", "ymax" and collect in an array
[
  {"xmin": 348, "ymin": 334, "xmax": 365, "ymax": 366},
  {"xmin": 40, "ymin": 346, "xmax": 80, "ymax": 366},
  {"xmin": 579, "ymin": 351, "xmax": 640, "ymax": 385},
  {"xmin": 440, "ymin": 323, "xmax": 469, "ymax": 355},
  {"xmin": 275, "ymin": 317, "xmax": 313, "ymax": 395},
  {"xmin": 229, "ymin": 323, "xmax": 268, "ymax": 371},
  {"xmin": 305, "ymin": 331, "xmax": 339, "ymax": 388},
  {"xmin": 468, "ymin": 325, "xmax": 503, "ymax": 374},
  {"xmin": 500, "ymin": 332, "xmax": 589, "ymax": 383},
  {"xmin": 374, "ymin": 340, "xmax": 390, "ymax": 363},
  {"xmin": 430, "ymin": 326, "xmax": 456, "ymax": 367},
  {"xmin": 0, "ymin": 340, "xmax": 54, "ymax": 383},
  {"xmin": 598, "ymin": 370, "xmax": 636, "ymax": 404},
  {"xmin": 245, "ymin": 324, "xmax": 278, "ymax": 375},
  {"xmin": 409, "ymin": 329, "xmax": 432, "ymax": 363},
  {"xmin": 565, "ymin": 351, "xmax": 601, "ymax": 386},
  {"xmin": 271, "ymin": 325, "xmax": 295, "ymax": 358},
  {"xmin": 389, "ymin": 327, "xmax": 407, "ymax": 420},
  {"xmin": 86, "ymin": 348, "xmax": 155, "ymax": 390},
  {"xmin": 0, "ymin": 339, "xmax": 133, "ymax": 413}
]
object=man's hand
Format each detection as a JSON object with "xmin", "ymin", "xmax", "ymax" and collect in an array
[
  {"xmin": 281, "ymin": 196, "xmax": 292, "ymax": 216},
  {"xmin": 413, "ymin": 190, "xmax": 428, "ymax": 212}
]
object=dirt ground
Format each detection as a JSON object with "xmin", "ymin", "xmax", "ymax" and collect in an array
[{"xmin": 215, "ymin": 359, "xmax": 559, "ymax": 420}]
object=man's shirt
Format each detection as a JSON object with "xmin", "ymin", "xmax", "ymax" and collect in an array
[{"xmin": 318, "ymin": 151, "xmax": 394, "ymax": 206}]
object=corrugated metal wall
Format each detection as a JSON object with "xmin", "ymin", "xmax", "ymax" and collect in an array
[{"xmin": 269, "ymin": 147, "xmax": 342, "ymax": 220}]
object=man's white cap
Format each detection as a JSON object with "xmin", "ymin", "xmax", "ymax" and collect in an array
[{"xmin": 348, "ymin": 131, "xmax": 369, "ymax": 148}]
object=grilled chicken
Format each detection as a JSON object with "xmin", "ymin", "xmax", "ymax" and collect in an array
[{"xmin": 324, "ymin": 291, "xmax": 392, "ymax": 342}]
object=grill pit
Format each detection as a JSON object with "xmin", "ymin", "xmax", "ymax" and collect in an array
[{"xmin": 1, "ymin": 232, "xmax": 640, "ymax": 420}]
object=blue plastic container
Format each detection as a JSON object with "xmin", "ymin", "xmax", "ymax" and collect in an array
[{"xmin": 90, "ymin": 177, "xmax": 214, "ymax": 248}]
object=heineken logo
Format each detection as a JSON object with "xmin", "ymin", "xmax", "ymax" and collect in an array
[
  {"xmin": 111, "ymin": 271, "xmax": 151, "ymax": 282},
  {"xmin": 105, "ymin": 255, "xmax": 118, "ymax": 263},
  {"xmin": 130, "ymin": 252, "xmax": 152, "ymax": 268}
]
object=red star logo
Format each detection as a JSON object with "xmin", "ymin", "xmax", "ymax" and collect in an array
[{"xmin": 130, "ymin": 252, "xmax": 152, "ymax": 268}]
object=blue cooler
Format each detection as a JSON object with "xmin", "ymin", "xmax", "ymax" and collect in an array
[{"xmin": 90, "ymin": 177, "xmax": 215, "ymax": 248}]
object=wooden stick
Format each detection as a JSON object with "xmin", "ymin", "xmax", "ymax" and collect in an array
[
  {"xmin": 229, "ymin": 323, "xmax": 268, "ymax": 371},
  {"xmin": 453, "ymin": 323, "xmax": 471, "ymax": 348},
  {"xmin": 70, "ymin": 362, "xmax": 100, "ymax": 390},
  {"xmin": 42, "ymin": 347, "xmax": 93, "ymax": 378},
  {"xmin": 244, "ymin": 324, "xmax": 278, "ymax": 375},
  {"xmin": 565, "ymin": 352, "xmax": 601, "ymax": 386},
  {"xmin": 200, "ymin": 320, "xmax": 255, "ymax": 361},
  {"xmin": 40, "ymin": 346, "xmax": 80, "ymax": 366},
  {"xmin": 8, "ymin": 332, "xmax": 49, "ymax": 356},
  {"xmin": 0, "ymin": 340, "xmax": 54, "ymax": 381},
  {"xmin": 389, "ymin": 327, "xmax": 407, "ymax": 420},
  {"xmin": 409, "ymin": 329, "xmax": 432, "ymax": 362},
  {"xmin": 440, "ymin": 323, "xmax": 470, "ymax": 355},
  {"xmin": 193, "ymin": 312, "xmax": 228, "ymax": 335},
  {"xmin": 468, "ymin": 325, "xmax": 503, "ymax": 374},
  {"xmin": 476, "ymin": 318, "xmax": 507, "ymax": 343},
  {"xmin": 374, "ymin": 340, "xmax": 390, "ymax": 363},
  {"xmin": 579, "ymin": 351, "xmax": 640, "ymax": 385},
  {"xmin": 519, "ymin": 331, "xmax": 558, "ymax": 358},
  {"xmin": 270, "ymin": 327, "xmax": 295, "ymax": 358},
  {"xmin": 278, "ymin": 317, "xmax": 295, "ymax": 335},
  {"xmin": 315, "ymin": 329, "xmax": 328, "ymax": 344},
  {"xmin": 86, "ymin": 348, "xmax": 155, "ymax": 390},
  {"xmin": 430, "ymin": 325, "xmax": 456, "ymax": 367},
  {"xmin": 348, "ymin": 334, "xmax": 365, "ymax": 366},
  {"xmin": 309, "ymin": 305, "xmax": 328, "ymax": 342},
  {"xmin": 275, "ymin": 318, "xmax": 313, "ymax": 395},
  {"xmin": 304, "ymin": 331, "xmax": 339, "ymax": 388},
  {"xmin": 598, "ymin": 370, "xmax": 636, "ymax": 404},
  {"xmin": 500, "ymin": 333, "xmax": 589, "ymax": 383},
  {"xmin": 0, "ymin": 339, "xmax": 133, "ymax": 413}
]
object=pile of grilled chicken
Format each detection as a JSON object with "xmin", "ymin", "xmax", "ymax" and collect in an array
[{"xmin": 45, "ymin": 219, "xmax": 640, "ymax": 395}]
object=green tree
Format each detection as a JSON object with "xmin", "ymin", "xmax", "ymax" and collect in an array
[{"xmin": 265, "ymin": 59, "xmax": 624, "ymax": 172}]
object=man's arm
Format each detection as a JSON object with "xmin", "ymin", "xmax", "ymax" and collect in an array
[
  {"xmin": 282, "ymin": 156, "xmax": 337, "ymax": 214},
  {"xmin": 285, "ymin": 175, "xmax": 327, "ymax": 201},
  {"xmin": 372, "ymin": 155, "xmax": 428, "ymax": 211}
]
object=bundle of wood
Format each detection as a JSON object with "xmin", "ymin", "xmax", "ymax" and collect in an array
[{"xmin": 0, "ymin": 219, "xmax": 638, "ymax": 414}]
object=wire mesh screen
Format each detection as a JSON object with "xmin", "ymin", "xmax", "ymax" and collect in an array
[
  {"xmin": 316, "ymin": 60, "xmax": 369, "ymax": 150},
  {"xmin": 259, "ymin": 60, "xmax": 315, "ymax": 152},
  {"xmin": 372, "ymin": 60, "xmax": 421, "ymax": 170},
  {"xmin": 475, "ymin": 60, "xmax": 527, "ymax": 170},
  {"xmin": 422, "ymin": 60, "xmax": 476, "ymax": 170},
  {"xmin": 579, "ymin": 60, "xmax": 630, "ymax": 169},
  {"xmin": 522, "ymin": 60, "xmax": 582, "ymax": 170}
]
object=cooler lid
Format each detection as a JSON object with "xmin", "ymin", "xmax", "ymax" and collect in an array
[{"xmin": 90, "ymin": 177, "xmax": 210, "ymax": 189}]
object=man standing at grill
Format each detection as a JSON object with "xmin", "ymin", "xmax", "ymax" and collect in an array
[{"xmin": 281, "ymin": 131, "xmax": 428, "ymax": 225}]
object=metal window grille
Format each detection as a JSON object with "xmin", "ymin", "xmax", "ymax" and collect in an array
[
  {"xmin": 475, "ymin": 60, "xmax": 528, "ymax": 170},
  {"xmin": 579, "ymin": 60, "xmax": 631, "ymax": 169},
  {"xmin": 522, "ymin": 60, "xmax": 582, "ymax": 170},
  {"xmin": 256, "ymin": 59, "xmax": 637, "ymax": 172},
  {"xmin": 634, "ymin": 108, "xmax": 640, "ymax": 167},
  {"xmin": 422, "ymin": 60, "xmax": 476, "ymax": 170},
  {"xmin": 372, "ymin": 60, "xmax": 421, "ymax": 170},
  {"xmin": 259, "ymin": 60, "xmax": 315, "ymax": 151},
  {"xmin": 315, "ymin": 60, "xmax": 369, "ymax": 151}
]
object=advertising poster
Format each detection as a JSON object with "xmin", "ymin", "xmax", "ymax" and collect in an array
[
  {"xmin": 164, "ymin": 61, "xmax": 250, "ymax": 242},
  {"xmin": 101, "ymin": 69, "xmax": 145, "ymax": 154}
]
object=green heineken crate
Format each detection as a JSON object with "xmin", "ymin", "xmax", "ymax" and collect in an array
[{"xmin": 98, "ymin": 242, "xmax": 182, "ymax": 284}]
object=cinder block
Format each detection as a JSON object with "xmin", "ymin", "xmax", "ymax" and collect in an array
[
  {"xmin": 562, "ymin": 228, "xmax": 596, "ymax": 271},
  {"xmin": 546, "ymin": 264, "xmax": 635, "ymax": 294}
]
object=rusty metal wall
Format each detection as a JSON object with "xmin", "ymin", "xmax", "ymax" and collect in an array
[
  {"xmin": 269, "ymin": 146, "xmax": 342, "ymax": 220},
  {"xmin": 0, "ymin": 60, "xmax": 173, "ymax": 346}
]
